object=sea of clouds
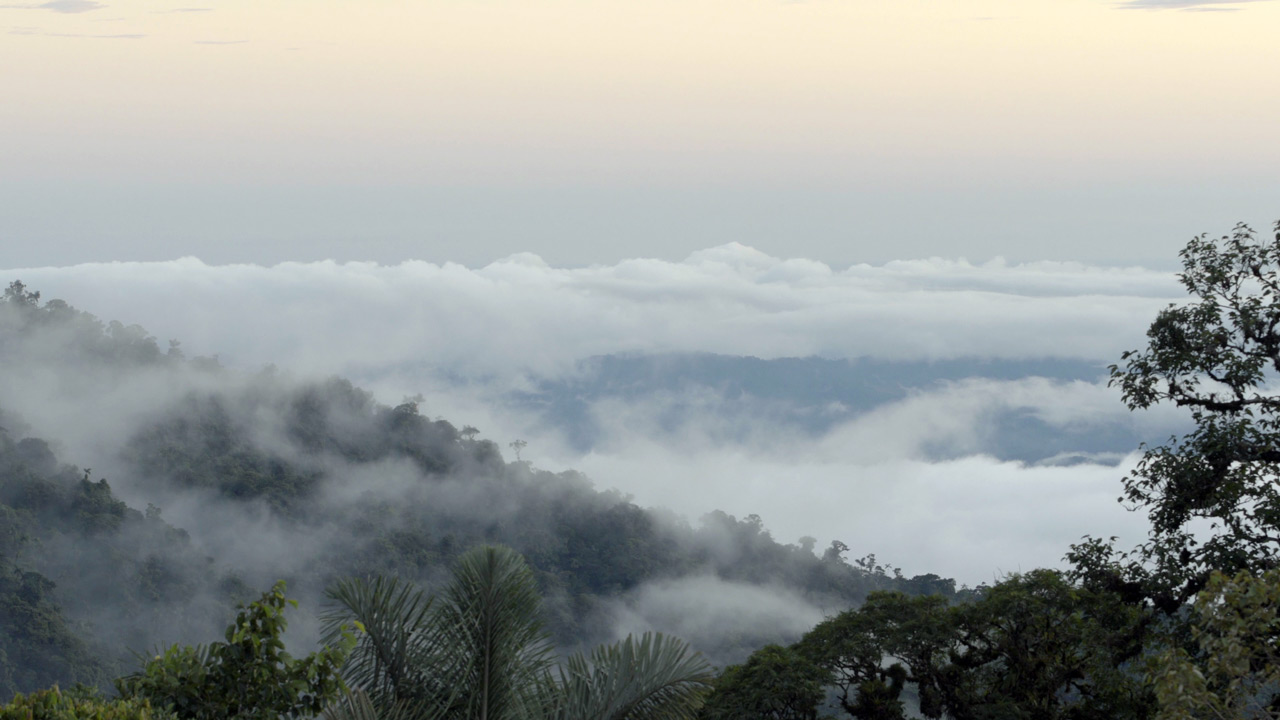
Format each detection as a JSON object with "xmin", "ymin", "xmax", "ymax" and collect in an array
[{"xmin": 4, "ymin": 244, "xmax": 1190, "ymax": 585}]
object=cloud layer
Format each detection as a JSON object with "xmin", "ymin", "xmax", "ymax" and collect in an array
[
  {"xmin": 2, "ymin": 248, "xmax": 1186, "ymax": 584},
  {"xmin": 7, "ymin": 246, "xmax": 1181, "ymax": 381}
]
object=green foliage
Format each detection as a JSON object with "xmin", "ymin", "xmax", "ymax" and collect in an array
[
  {"xmin": 1148, "ymin": 569, "xmax": 1280, "ymax": 720},
  {"xmin": 322, "ymin": 545, "xmax": 713, "ymax": 720},
  {"xmin": 699, "ymin": 644, "xmax": 827, "ymax": 720},
  {"xmin": 123, "ymin": 393, "xmax": 323, "ymax": 511},
  {"xmin": 941, "ymin": 570, "xmax": 1152, "ymax": 720},
  {"xmin": 797, "ymin": 592, "xmax": 947, "ymax": 720},
  {"xmin": 788, "ymin": 571, "xmax": 1152, "ymax": 720},
  {"xmin": 0, "ymin": 424, "xmax": 239, "ymax": 686},
  {"xmin": 553, "ymin": 632, "xmax": 713, "ymax": 720},
  {"xmin": 0, "ymin": 436, "xmax": 128, "ymax": 539},
  {"xmin": 435, "ymin": 546, "xmax": 554, "ymax": 720},
  {"xmin": 1066, "ymin": 220, "xmax": 1280, "ymax": 720},
  {"xmin": 1105, "ymin": 221, "xmax": 1280, "ymax": 605},
  {"xmin": 116, "ymin": 581, "xmax": 353, "ymax": 720},
  {"xmin": 0, "ymin": 686, "xmax": 172, "ymax": 720},
  {"xmin": 321, "ymin": 575, "xmax": 441, "ymax": 709},
  {"xmin": 0, "ymin": 556, "xmax": 107, "ymax": 699}
]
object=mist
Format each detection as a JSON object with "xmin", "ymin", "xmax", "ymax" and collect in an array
[
  {"xmin": 0, "ymin": 246, "xmax": 1190, "ymax": 689},
  {"xmin": 0, "ymin": 249, "xmax": 1187, "ymax": 587}
]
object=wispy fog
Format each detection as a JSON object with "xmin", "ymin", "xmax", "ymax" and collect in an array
[{"xmin": 596, "ymin": 575, "xmax": 829, "ymax": 668}]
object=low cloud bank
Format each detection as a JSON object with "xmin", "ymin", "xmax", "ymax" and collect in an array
[
  {"xmin": 6, "ymin": 247, "xmax": 1180, "ymax": 383},
  {"xmin": 564, "ymin": 449, "xmax": 1149, "ymax": 587},
  {"xmin": 1, "ymin": 249, "xmax": 1183, "ymax": 587}
]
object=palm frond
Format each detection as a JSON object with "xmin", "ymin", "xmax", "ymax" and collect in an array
[
  {"xmin": 323, "ymin": 688, "xmax": 385, "ymax": 720},
  {"xmin": 322, "ymin": 687, "xmax": 442, "ymax": 720},
  {"xmin": 322, "ymin": 547, "xmax": 708, "ymax": 720},
  {"xmin": 321, "ymin": 574, "xmax": 448, "ymax": 707},
  {"xmin": 553, "ymin": 632, "xmax": 713, "ymax": 720},
  {"xmin": 435, "ymin": 545, "xmax": 556, "ymax": 720}
]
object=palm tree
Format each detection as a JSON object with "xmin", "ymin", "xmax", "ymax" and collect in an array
[{"xmin": 320, "ymin": 545, "xmax": 712, "ymax": 720}]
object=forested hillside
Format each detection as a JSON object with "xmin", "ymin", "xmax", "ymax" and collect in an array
[{"xmin": 0, "ymin": 280, "xmax": 955, "ymax": 696}]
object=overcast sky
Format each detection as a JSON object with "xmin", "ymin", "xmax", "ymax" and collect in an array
[{"xmin": 3, "ymin": 0, "xmax": 1278, "ymax": 268}]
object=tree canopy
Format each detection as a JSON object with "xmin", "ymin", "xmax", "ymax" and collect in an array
[
  {"xmin": 116, "ymin": 582, "xmax": 352, "ymax": 720},
  {"xmin": 710, "ymin": 570, "xmax": 1151, "ymax": 720},
  {"xmin": 1099, "ymin": 221, "xmax": 1280, "ymax": 608}
]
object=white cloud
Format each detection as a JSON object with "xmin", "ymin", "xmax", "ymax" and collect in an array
[
  {"xmin": 556, "ymin": 445, "xmax": 1149, "ymax": 587},
  {"xmin": 4, "ymin": 247, "xmax": 1182, "ymax": 384},
  {"xmin": 1, "ymin": 249, "xmax": 1182, "ymax": 585}
]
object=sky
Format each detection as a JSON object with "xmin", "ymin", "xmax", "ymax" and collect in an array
[{"xmin": 3, "ymin": 0, "xmax": 1279, "ymax": 268}]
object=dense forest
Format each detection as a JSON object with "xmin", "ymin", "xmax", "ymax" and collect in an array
[{"xmin": 4, "ymin": 222, "xmax": 1280, "ymax": 719}]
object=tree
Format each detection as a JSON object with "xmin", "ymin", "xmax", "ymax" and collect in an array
[
  {"xmin": 794, "ymin": 572, "xmax": 1151, "ymax": 720},
  {"xmin": 939, "ymin": 570, "xmax": 1151, "ymax": 720},
  {"xmin": 321, "ymin": 545, "xmax": 712, "ymax": 720},
  {"xmin": 0, "ymin": 557, "xmax": 107, "ymax": 698},
  {"xmin": 796, "ymin": 591, "xmax": 948, "ymax": 720},
  {"xmin": 2, "ymin": 281, "xmax": 39, "ymax": 308},
  {"xmin": 0, "ymin": 686, "xmax": 171, "ymax": 720},
  {"xmin": 116, "ymin": 581, "xmax": 352, "ymax": 720},
  {"xmin": 1147, "ymin": 568, "xmax": 1280, "ymax": 720},
  {"xmin": 1105, "ymin": 221, "xmax": 1280, "ymax": 607},
  {"xmin": 699, "ymin": 645, "xmax": 826, "ymax": 720}
]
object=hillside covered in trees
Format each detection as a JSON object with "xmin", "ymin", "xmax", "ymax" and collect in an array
[{"xmin": 0, "ymin": 279, "xmax": 957, "ymax": 698}]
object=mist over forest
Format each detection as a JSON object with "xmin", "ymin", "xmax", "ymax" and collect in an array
[
  {"xmin": 6, "ymin": 224, "xmax": 1280, "ymax": 719},
  {"xmin": 8, "ymin": 250, "xmax": 1190, "ymax": 582},
  {"xmin": 0, "ymin": 278, "xmax": 970, "ymax": 696},
  {"xmin": 0, "ymin": 246, "xmax": 1192, "ymax": 695}
]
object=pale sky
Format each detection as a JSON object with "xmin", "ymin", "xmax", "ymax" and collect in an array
[{"xmin": 2, "ymin": 0, "xmax": 1278, "ymax": 268}]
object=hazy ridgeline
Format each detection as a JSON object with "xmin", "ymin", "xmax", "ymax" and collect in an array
[{"xmin": 0, "ymin": 283, "xmax": 959, "ymax": 696}]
